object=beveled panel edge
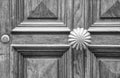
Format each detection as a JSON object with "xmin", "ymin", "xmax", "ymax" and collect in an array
[
  {"xmin": 88, "ymin": 45, "xmax": 120, "ymax": 53},
  {"xmin": 87, "ymin": 0, "xmax": 120, "ymax": 33},
  {"xmin": 11, "ymin": 44, "xmax": 70, "ymax": 52},
  {"xmin": 18, "ymin": 21, "xmax": 66, "ymax": 27},
  {"xmin": 11, "ymin": 27, "xmax": 70, "ymax": 33},
  {"xmin": 91, "ymin": 21, "xmax": 120, "ymax": 27},
  {"xmin": 88, "ymin": 26, "xmax": 120, "ymax": 33},
  {"xmin": 10, "ymin": 44, "xmax": 71, "ymax": 78}
]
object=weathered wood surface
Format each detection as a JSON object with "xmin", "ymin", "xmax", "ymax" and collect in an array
[
  {"xmin": 26, "ymin": 58, "xmax": 58, "ymax": 78},
  {"xmin": 91, "ymin": 33, "xmax": 120, "ymax": 45},
  {"xmin": 1, "ymin": 0, "xmax": 120, "ymax": 78},
  {"xmin": 25, "ymin": 0, "xmax": 58, "ymax": 19},
  {"xmin": 9, "ymin": 0, "xmax": 73, "ymax": 78},
  {"xmin": 85, "ymin": 45, "xmax": 120, "ymax": 78},
  {"xmin": 0, "ymin": 0, "xmax": 10, "ymax": 78},
  {"xmin": 85, "ymin": 0, "xmax": 120, "ymax": 78},
  {"xmin": 74, "ymin": 0, "xmax": 85, "ymax": 28},
  {"xmin": 12, "ymin": 34, "xmax": 69, "ymax": 44},
  {"xmin": 10, "ymin": 44, "xmax": 71, "ymax": 78},
  {"xmin": 73, "ymin": 0, "xmax": 85, "ymax": 78}
]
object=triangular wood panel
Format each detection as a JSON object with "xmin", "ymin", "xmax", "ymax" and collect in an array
[
  {"xmin": 101, "ymin": 1, "xmax": 120, "ymax": 18},
  {"xmin": 28, "ymin": 1, "xmax": 57, "ymax": 19},
  {"xmin": 99, "ymin": 61, "xmax": 116, "ymax": 78}
]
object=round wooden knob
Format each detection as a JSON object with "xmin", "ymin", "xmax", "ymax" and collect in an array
[{"xmin": 1, "ymin": 34, "xmax": 10, "ymax": 43}]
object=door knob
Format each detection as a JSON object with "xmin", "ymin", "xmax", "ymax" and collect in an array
[
  {"xmin": 68, "ymin": 28, "xmax": 91, "ymax": 50},
  {"xmin": 1, "ymin": 34, "xmax": 10, "ymax": 43}
]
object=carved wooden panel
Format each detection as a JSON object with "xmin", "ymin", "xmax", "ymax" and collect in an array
[
  {"xmin": 26, "ymin": 58, "xmax": 58, "ymax": 78},
  {"xmin": 10, "ymin": 44, "xmax": 71, "ymax": 78},
  {"xmin": 87, "ymin": 45, "xmax": 120, "ymax": 78},
  {"xmin": 87, "ymin": 0, "xmax": 120, "ymax": 32},
  {"xmin": 25, "ymin": 0, "xmax": 58, "ymax": 19},
  {"xmin": 11, "ymin": 0, "xmax": 72, "ymax": 32},
  {"xmin": 16, "ymin": 0, "xmax": 65, "ymax": 23},
  {"xmin": 100, "ymin": 0, "xmax": 120, "ymax": 18},
  {"xmin": 99, "ymin": 59, "xmax": 120, "ymax": 78}
]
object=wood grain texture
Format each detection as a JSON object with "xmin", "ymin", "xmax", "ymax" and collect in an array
[
  {"xmin": 89, "ymin": 45, "xmax": 120, "ymax": 53},
  {"xmin": 12, "ymin": 34, "xmax": 69, "ymax": 44},
  {"xmin": 85, "ymin": 45, "xmax": 120, "ymax": 78},
  {"xmin": 0, "ymin": 55, "xmax": 9, "ymax": 78},
  {"xmin": 85, "ymin": 48, "xmax": 100, "ymax": 78},
  {"xmin": 26, "ymin": 58, "xmax": 58, "ymax": 78},
  {"xmin": 73, "ymin": 0, "xmax": 86, "ymax": 78},
  {"xmin": 9, "ymin": 0, "xmax": 73, "ymax": 78},
  {"xmin": 88, "ymin": 26, "xmax": 120, "ymax": 32},
  {"xmin": 0, "ymin": 1, "xmax": 11, "ymax": 78},
  {"xmin": 10, "ymin": 44, "xmax": 71, "ymax": 78},
  {"xmin": 10, "ymin": 0, "xmax": 73, "ymax": 33},
  {"xmin": 91, "ymin": 33, "xmax": 120, "ymax": 45},
  {"xmin": 12, "ymin": 27, "xmax": 70, "ymax": 33},
  {"xmin": 101, "ymin": 0, "xmax": 120, "ymax": 18},
  {"xmin": 73, "ymin": 0, "xmax": 85, "ymax": 28},
  {"xmin": 25, "ymin": 0, "xmax": 58, "ymax": 19},
  {"xmin": 85, "ymin": 48, "xmax": 93, "ymax": 78},
  {"xmin": 100, "ymin": 0, "xmax": 117, "ymax": 16},
  {"xmin": 86, "ymin": 0, "xmax": 120, "ymax": 32},
  {"xmin": 0, "ymin": 0, "xmax": 10, "ymax": 34},
  {"xmin": 73, "ymin": 49, "xmax": 85, "ymax": 78},
  {"xmin": 99, "ymin": 59, "xmax": 120, "ymax": 78}
]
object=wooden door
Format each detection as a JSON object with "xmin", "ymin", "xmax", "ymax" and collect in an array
[
  {"xmin": 9, "ymin": 0, "xmax": 73, "ymax": 78},
  {"xmin": 1, "ymin": 0, "xmax": 73, "ymax": 78},
  {"xmin": 0, "ymin": 0, "xmax": 120, "ymax": 78},
  {"xmin": 85, "ymin": 0, "xmax": 120, "ymax": 78}
]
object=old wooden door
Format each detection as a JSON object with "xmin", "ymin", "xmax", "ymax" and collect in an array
[
  {"xmin": 85, "ymin": 0, "xmax": 120, "ymax": 78},
  {"xmin": 1, "ymin": 0, "xmax": 120, "ymax": 78}
]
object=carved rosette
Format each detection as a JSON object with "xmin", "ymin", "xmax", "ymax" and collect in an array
[{"xmin": 68, "ymin": 28, "xmax": 91, "ymax": 50}]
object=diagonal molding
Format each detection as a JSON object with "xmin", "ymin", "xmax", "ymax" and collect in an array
[{"xmin": 28, "ymin": 1, "xmax": 57, "ymax": 19}]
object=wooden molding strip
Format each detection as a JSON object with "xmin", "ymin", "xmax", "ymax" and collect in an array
[
  {"xmin": 11, "ymin": 44, "xmax": 70, "ymax": 52},
  {"xmin": 19, "ymin": 21, "xmax": 66, "ymax": 27},
  {"xmin": 12, "ymin": 27, "xmax": 70, "ymax": 33},
  {"xmin": 88, "ymin": 45, "xmax": 120, "ymax": 53},
  {"xmin": 88, "ymin": 27, "xmax": 120, "ymax": 32},
  {"xmin": 92, "ymin": 21, "xmax": 120, "ymax": 27}
]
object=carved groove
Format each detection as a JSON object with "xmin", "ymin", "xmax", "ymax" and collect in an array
[{"xmin": 10, "ymin": 44, "xmax": 70, "ymax": 78}]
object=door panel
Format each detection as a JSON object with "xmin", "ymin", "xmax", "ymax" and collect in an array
[
  {"xmin": 85, "ymin": 0, "xmax": 120, "ymax": 78},
  {"xmin": 11, "ymin": 0, "xmax": 72, "ymax": 32},
  {"xmin": 86, "ymin": 45, "xmax": 120, "ymax": 78},
  {"xmin": 91, "ymin": 33, "xmax": 120, "ymax": 45},
  {"xmin": 88, "ymin": 0, "xmax": 120, "ymax": 27},
  {"xmin": 1, "ymin": 0, "xmax": 120, "ymax": 78},
  {"xmin": 10, "ymin": 44, "xmax": 71, "ymax": 78},
  {"xmin": 12, "ymin": 34, "xmax": 68, "ymax": 44},
  {"xmin": 87, "ymin": 0, "xmax": 120, "ymax": 32},
  {"xmin": 9, "ymin": 0, "xmax": 73, "ymax": 78}
]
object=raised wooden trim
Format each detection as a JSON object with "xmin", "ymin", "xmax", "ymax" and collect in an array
[
  {"xmin": 12, "ymin": 27, "xmax": 70, "ymax": 33},
  {"xmin": 11, "ymin": 44, "xmax": 70, "ymax": 52},
  {"xmin": 91, "ymin": 22, "xmax": 120, "ymax": 27},
  {"xmin": 88, "ymin": 45, "xmax": 120, "ymax": 53},
  {"xmin": 18, "ymin": 21, "xmax": 66, "ymax": 27},
  {"xmin": 10, "ymin": 44, "xmax": 71, "ymax": 78},
  {"xmin": 88, "ymin": 27, "xmax": 120, "ymax": 32}
]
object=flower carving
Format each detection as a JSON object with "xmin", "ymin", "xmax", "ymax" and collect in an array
[{"xmin": 68, "ymin": 28, "xmax": 91, "ymax": 50}]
